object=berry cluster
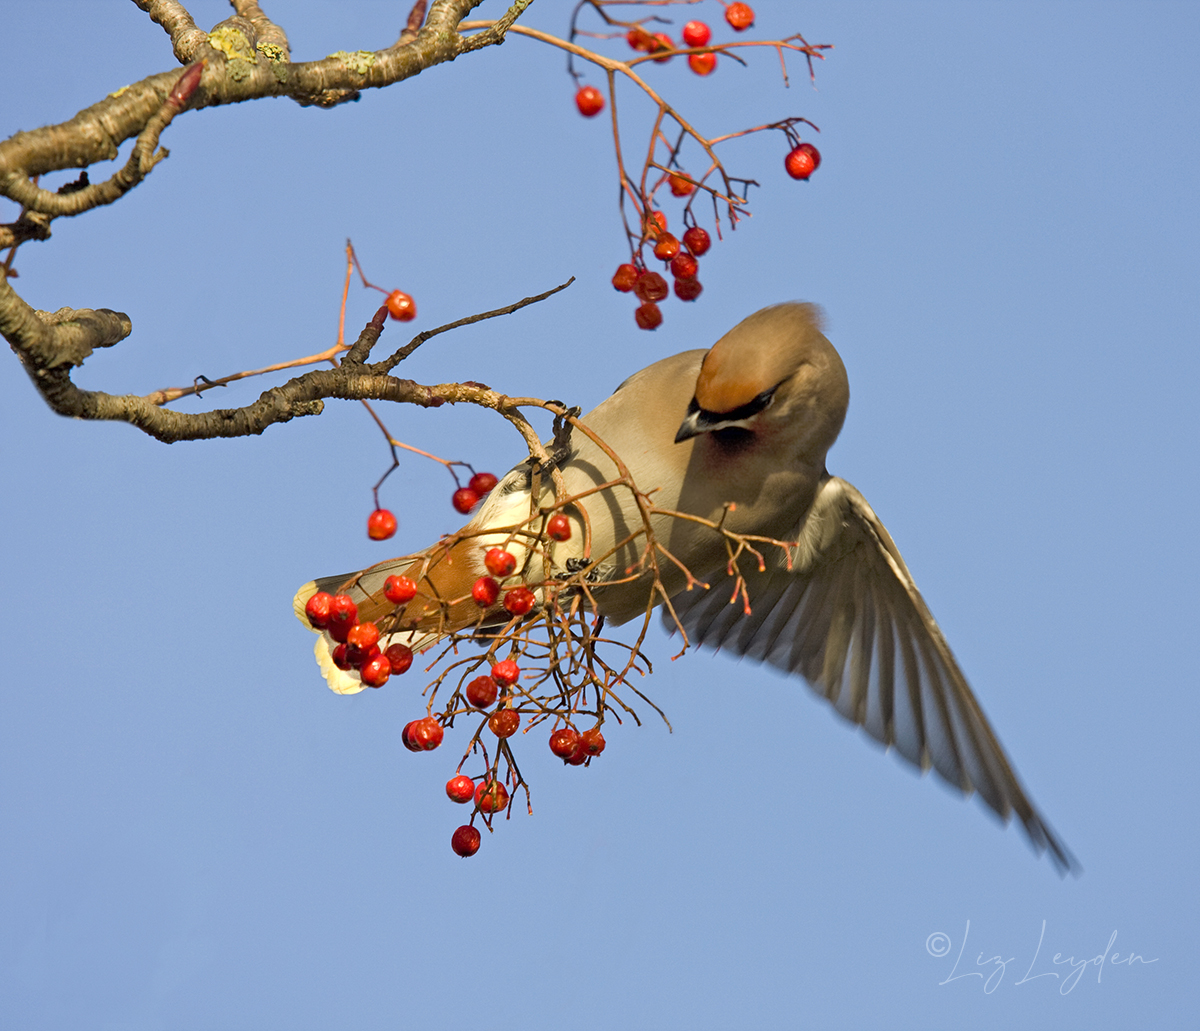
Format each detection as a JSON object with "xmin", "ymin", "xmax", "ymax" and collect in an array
[
  {"xmin": 304, "ymin": 590, "xmax": 415, "ymax": 689},
  {"xmin": 611, "ymin": 215, "xmax": 711, "ymax": 329},
  {"xmin": 305, "ymin": 549, "xmax": 611, "ymax": 859},
  {"xmin": 571, "ymin": 3, "xmax": 822, "ymax": 329}
]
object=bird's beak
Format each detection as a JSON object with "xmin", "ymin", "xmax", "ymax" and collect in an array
[{"xmin": 674, "ymin": 404, "xmax": 708, "ymax": 443}]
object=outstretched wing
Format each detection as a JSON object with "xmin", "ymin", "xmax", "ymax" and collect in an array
[{"xmin": 665, "ymin": 476, "xmax": 1077, "ymax": 873}]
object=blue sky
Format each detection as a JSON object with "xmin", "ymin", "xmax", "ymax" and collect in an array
[{"xmin": 2, "ymin": 2, "xmax": 1197, "ymax": 1028}]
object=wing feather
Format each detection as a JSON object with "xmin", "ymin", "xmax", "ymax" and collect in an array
[{"xmin": 665, "ymin": 475, "xmax": 1077, "ymax": 873}]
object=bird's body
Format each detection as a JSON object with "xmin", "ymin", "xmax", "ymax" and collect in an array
[{"xmin": 295, "ymin": 303, "xmax": 1075, "ymax": 871}]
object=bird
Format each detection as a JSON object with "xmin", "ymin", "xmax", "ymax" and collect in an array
[{"xmin": 294, "ymin": 302, "xmax": 1076, "ymax": 872}]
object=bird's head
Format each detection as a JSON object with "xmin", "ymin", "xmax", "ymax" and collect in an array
[{"xmin": 674, "ymin": 302, "xmax": 850, "ymax": 463}]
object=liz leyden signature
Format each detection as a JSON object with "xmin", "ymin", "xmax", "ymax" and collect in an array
[{"xmin": 925, "ymin": 920, "xmax": 1158, "ymax": 995}]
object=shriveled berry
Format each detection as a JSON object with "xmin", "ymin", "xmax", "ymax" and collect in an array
[
  {"xmin": 671, "ymin": 252, "xmax": 699, "ymax": 280},
  {"xmin": 305, "ymin": 591, "xmax": 334, "ymax": 629},
  {"xmin": 669, "ymin": 173, "xmax": 696, "ymax": 197},
  {"xmin": 446, "ymin": 775, "xmax": 475, "ymax": 803},
  {"xmin": 360, "ymin": 654, "xmax": 391, "ymax": 688},
  {"xmin": 549, "ymin": 727, "xmax": 581, "ymax": 759},
  {"xmin": 474, "ymin": 779, "xmax": 510, "ymax": 813},
  {"xmin": 384, "ymin": 642, "xmax": 413, "ymax": 675},
  {"xmin": 581, "ymin": 727, "xmax": 606, "ymax": 755},
  {"xmin": 367, "ymin": 508, "xmax": 397, "ymax": 540},
  {"xmin": 674, "ymin": 277, "xmax": 704, "ymax": 301},
  {"xmin": 566, "ymin": 740, "xmax": 590, "ymax": 765},
  {"xmin": 472, "ymin": 576, "xmax": 500, "ymax": 607},
  {"xmin": 634, "ymin": 271, "xmax": 668, "ymax": 302},
  {"xmin": 688, "ymin": 52, "xmax": 717, "ymax": 75},
  {"xmin": 682, "ymin": 20, "xmax": 711, "ymax": 47},
  {"xmin": 386, "ymin": 290, "xmax": 416, "ymax": 322},
  {"xmin": 612, "ymin": 263, "xmax": 639, "ymax": 292},
  {"xmin": 651, "ymin": 33, "xmax": 674, "ymax": 62},
  {"xmin": 683, "ymin": 226, "xmax": 712, "ymax": 256},
  {"xmin": 654, "ymin": 234, "xmax": 681, "ymax": 261},
  {"xmin": 344, "ymin": 641, "xmax": 379, "ymax": 668},
  {"xmin": 384, "ymin": 575, "xmax": 418, "ymax": 605},
  {"xmin": 465, "ymin": 675, "xmax": 498, "ymax": 709},
  {"xmin": 504, "ymin": 586, "xmax": 536, "ymax": 616},
  {"xmin": 453, "ymin": 488, "xmax": 480, "ymax": 514},
  {"xmin": 785, "ymin": 142, "xmax": 821, "ymax": 180},
  {"xmin": 491, "ymin": 659, "xmax": 519, "ymax": 687},
  {"xmin": 575, "ymin": 85, "xmax": 604, "ymax": 117},
  {"xmin": 332, "ymin": 643, "xmax": 353, "ymax": 670},
  {"xmin": 469, "ymin": 472, "xmax": 498, "ymax": 495},
  {"xmin": 725, "ymin": 2, "xmax": 754, "ymax": 30},
  {"xmin": 635, "ymin": 302, "xmax": 664, "ymax": 331},
  {"xmin": 546, "ymin": 514, "xmax": 571, "ymax": 541},
  {"xmin": 644, "ymin": 211, "xmax": 668, "ymax": 237},
  {"xmin": 488, "ymin": 708, "xmax": 520, "ymax": 739},
  {"xmin": 485, "ymin": 548, "xmax": 517, "ymax": 577},
  {"xmin": 451, "ymin": 824, "xmax": 481, "ymax": 857}
]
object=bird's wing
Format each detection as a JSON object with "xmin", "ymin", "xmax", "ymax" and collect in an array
[{"xmin": 664, "ymin": 475, "xmax": 1077, "ymax": 873}]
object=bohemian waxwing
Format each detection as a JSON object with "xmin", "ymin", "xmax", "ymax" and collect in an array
[{"xmin": 295, "ymin": 302, "xmax": 1076, "ymax": 872}]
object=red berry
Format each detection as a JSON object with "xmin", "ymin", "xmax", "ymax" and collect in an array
[
  {"xmin": 546, "ymin": 514, "xmax": 571, "ymax": 541},
  {"xmin": 653, "ymin": 234, "xmax": 681, "ymax": 262},
  {"xmin": 549, "ymin": 727, "xmax": 581, "ymax": 759},
  {"xmin": 674, "ymin": 277, "xmax": 703, "ymax": 302},
  {"xmin": 644, "ymin": 211, "xmax": 668, "ymax": 237},
  {"xmin": 472, "ymin": 576, "xmax": 500, "ymax": 607},
  {"xmin": 671, "ymin": 252, "xmax": 698, "ymax": 280},
  {"xmin": 575, "ymin": 85, "xmax": 604, "ymax": 117},
  {"xmin": 785, "ymin": 143, "xmax": 821, "ymax": 180},
  {"xmin": 725, "ymin": 2, "xmax": 754, "ymax": 30},
  {"xmin": 626, "ymin": 26, "xmax": 654, "ymax": 51},
  {"xmin": 304, "ymin": 591, "xmax": 334, "ymax": 629},
  {"xmin": 688, "ymin": 52, "xmax": 717, "ymax": 76},
  {"xmin": 446, "ymin": 775, "xmax": 475, "ymax": 804},
  {"xmin": 465, "ymin": 675, "xmax": 498, "ymax": 709},
  {"xmin": 366, "ymin": 508, "xmax": 397, "ymax": 540},
  {"xmin": 634, "ymin": 271, "xmax": 668, "ymax": 303},
  {"xmin": 488, "ymin": 708, "xmax": 520, "ymax": 739},
  {"xmin": 386, "ymin": 290, "xmax": 417, "ymax": 322},
  {"xmin": 384, "ymin": 642, "xmax": 413, "ymax": 675},
  {"xmin": 469, "ymin": 472, "xmax": 498, "ymax": 495},
  {"xmin": 407, "ymin": 716, "xmax": 444, "ymax": 751},
  {"xmin": 683, "ymin": 226, "xmax": 711, "ymax": 256},
  {"xmin": 484, "ymin": 548, "xmax": 517, "ymax": 577},
  {"xmin": 668, "ymin": 173, "xmax": 696, "ymax": 198},
  {"xmin": 328, "ymin": 619, "xmax": 352, "ymax": 643},
  {"xmin": 453, "ymin": 488, "xmax": 480, "ymax": 514},
  {"xmin": 401, "ymin": 721, "xmax": 423, "ymax": 752},
  {"xmin": 360, "ymin": 654, "xmax": 391, "ymax": 687},
  {"xmin": 329, "ymin": 594, "xmax": 358, "ymax": 628},
  {"xmin": 503, "ymin": 586, "xmax": 536, "ymax": 616},
  {"xmin": 581, "ymin": 727, "xmax": 606, "ymax": 755},
  {"xmin": 612, "ymin": 263, "xmax": 639, "ymax": 292},
  {"xmin": 474, "ymin": 779, "xmax": 509, "ymax": 813},
  {"xmin": 635, "ymin": 302, "xmax": 663, "ymax": 331},
  {"xmin": 383, "ymin": 575, "xmax": 418, "ymax": 605},
  {"xmin": 491, "ymin": 659, "xmax": 519, "ymax": 687},
  {"xmin": 651, "ymin": 33, "xmax": 674, "ymax": 63},
  {"xmin": 347, "ymin": 622, "xmax": 380, "ymax": 649},
  {"xmin": 566, "ymin": 740, "xmax": 590, "ymax": 765},
  {"xmin": 682, "ymin": 20, "xmax": 711, "ymax": 47},
  {"xmin": 332, "ymin": 643, "xmax": 353, "ymax": 670},
  {"xmin": 344, "ymin": 641, "xmax": 379, "ymax": 668},
  {"xmin": 451, "ymin": 824, "xmax": 481, "ymax": 857}
]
